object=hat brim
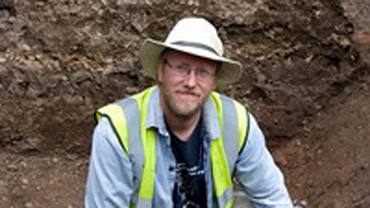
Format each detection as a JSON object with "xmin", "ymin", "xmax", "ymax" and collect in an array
[{"xmin": 139, "ymin": 38, "xmax": 243, "ymax": 86}]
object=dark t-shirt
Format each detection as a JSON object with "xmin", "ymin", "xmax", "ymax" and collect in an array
[{"xmin": 169, "ymin": 121, "xmax": 207, "ymax": 208}]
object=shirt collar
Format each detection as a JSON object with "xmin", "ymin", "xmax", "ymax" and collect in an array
[
  {"xmin": 145, "ymin": 87, "xmax": 169, "ymax": 136},
  {"xmin": 202, "ymin": 96, "xmax": 221, "ymax": 140}
]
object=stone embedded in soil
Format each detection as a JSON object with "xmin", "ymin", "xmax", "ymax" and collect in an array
[
  {"xmin": 21, "ymin": 178, "xmax": 29, "ymax": 185},
  {"xmin": 6, "ymin": 164, "xmax": 17, "ymax": 172},
  {"xmin": 52, "ymin": 157, "xmax": 59, "ymax": 163},
  {"xmin": 25, "ymin": 202, "xmax": 33, "ymax": 208}
]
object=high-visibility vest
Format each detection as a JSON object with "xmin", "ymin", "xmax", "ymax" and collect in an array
[{"xmin": 96, "ymin": 86, "xmax": 249, "ymax": 208}]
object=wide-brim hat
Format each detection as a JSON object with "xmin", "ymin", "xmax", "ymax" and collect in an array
[{"xmin": 139, "ymin": 17, "xmax": 243, "ymax": 86}]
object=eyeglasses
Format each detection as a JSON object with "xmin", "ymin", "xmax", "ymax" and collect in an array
[{"xmin": 164, "ymin": 59, "xmax": 215, "ymax": 81}]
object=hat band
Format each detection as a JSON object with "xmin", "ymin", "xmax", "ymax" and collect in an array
[{"xmin": 171, "ymin": 41, "xmax": 220, "ymax": 56}]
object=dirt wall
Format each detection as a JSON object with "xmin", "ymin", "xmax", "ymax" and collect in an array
[{"xmin": 0, "ymin": 0, "xmax": 370, "ymax": 207}]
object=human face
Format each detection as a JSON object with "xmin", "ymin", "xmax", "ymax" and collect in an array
[{"xmin": 157, "ymin": 51, "xmax": 218, "ymax": 119}]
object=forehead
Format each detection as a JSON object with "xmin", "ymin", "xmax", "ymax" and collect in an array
[{"xmin": 163, "ymin": 50, "xmax": 219, "ymax": 67}]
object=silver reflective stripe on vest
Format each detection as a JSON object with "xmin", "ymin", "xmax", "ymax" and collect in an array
[
  {"xmin": 219, "ymin": 94, "xmax": 240, "ymax": 172},
  {"xmin": 116, "ymin": 97, "xmax": 146, "ymax": 206},
  {"xmin": 217, "ymin": 187, "xmax": 235, "ymax": 208},
  {"xmin": 136, "ymin": 198, "xmax": 152, "ymax": 208}
]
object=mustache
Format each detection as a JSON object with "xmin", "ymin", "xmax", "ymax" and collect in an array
[{"xmin": 176, "ymin": 89, "xmax": 201, "ymax": 97}]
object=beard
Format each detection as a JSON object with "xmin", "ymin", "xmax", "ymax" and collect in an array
[{"xmin": 161, "ymin": 88, "xmax": 210, "ymax": 119}]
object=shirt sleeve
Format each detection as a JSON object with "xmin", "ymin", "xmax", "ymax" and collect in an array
[
  {"xmin": 234, "ymin": 113, "xmax": 294, "ymax": 207},
  {"xmin": 85, "ymin": 117, "xmax": 134, "ymax": 208}
]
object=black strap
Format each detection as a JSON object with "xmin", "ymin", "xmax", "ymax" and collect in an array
[{"xmin": 171, "ymin": 41, "xmax": 219, "ymax": 56}]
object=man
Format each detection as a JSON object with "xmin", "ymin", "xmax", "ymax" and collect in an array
[{"xmin": 85, "ymin": 17, "xmax": 293, "ymax": 208}]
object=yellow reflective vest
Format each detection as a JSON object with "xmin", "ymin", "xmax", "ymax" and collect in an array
[{"xmin": 96, "ymin": 86, "xmax": 249, "ymax": 208}]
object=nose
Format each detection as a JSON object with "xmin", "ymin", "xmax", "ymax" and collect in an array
[{"xmin": 184, "ymin": 69, "xmax": 197, "ymax": 88}]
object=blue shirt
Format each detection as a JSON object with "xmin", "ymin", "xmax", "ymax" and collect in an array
[{"xmin": 85, "ymin": 89, "xmax": 293, "ymax": 208}]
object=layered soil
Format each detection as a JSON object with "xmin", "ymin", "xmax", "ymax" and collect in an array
[{"xmin": 0, "ymin": 0, "xmax": 369, "ymax": 207}]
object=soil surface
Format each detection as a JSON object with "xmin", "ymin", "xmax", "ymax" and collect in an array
[{"xmin": 1, "ymin": 0, "xmax": 370, "ymax": 207}]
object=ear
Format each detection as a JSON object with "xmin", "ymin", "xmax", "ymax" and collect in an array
[
  {"xmin": 211, "ymin": 65, "xmax": 220, "ymax": 90},
  {"xmin": 156, "ymin": 59, "xmax": 164, "ymax": 84},
  {"xmin": 211, "ymin": 80, "xmax": 217, "ymax": 90}
]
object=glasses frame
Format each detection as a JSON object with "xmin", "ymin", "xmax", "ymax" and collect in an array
[{"xmin": 163, "ymin": 58, "xmax": 216, "ymax": 81}]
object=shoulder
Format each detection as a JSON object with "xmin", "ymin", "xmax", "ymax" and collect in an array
[
  {"xmin": 210, "ymin": 92, "xmax": 249, "ymax": 112},
  {"xmin": 99, "ymin": 86, "xmax": 159, "ymax": 112}
]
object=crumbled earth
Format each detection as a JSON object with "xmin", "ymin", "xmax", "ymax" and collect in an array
[{"xmin": 0, "ymin": 0, "xmax": 369, "ymax": 207}]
